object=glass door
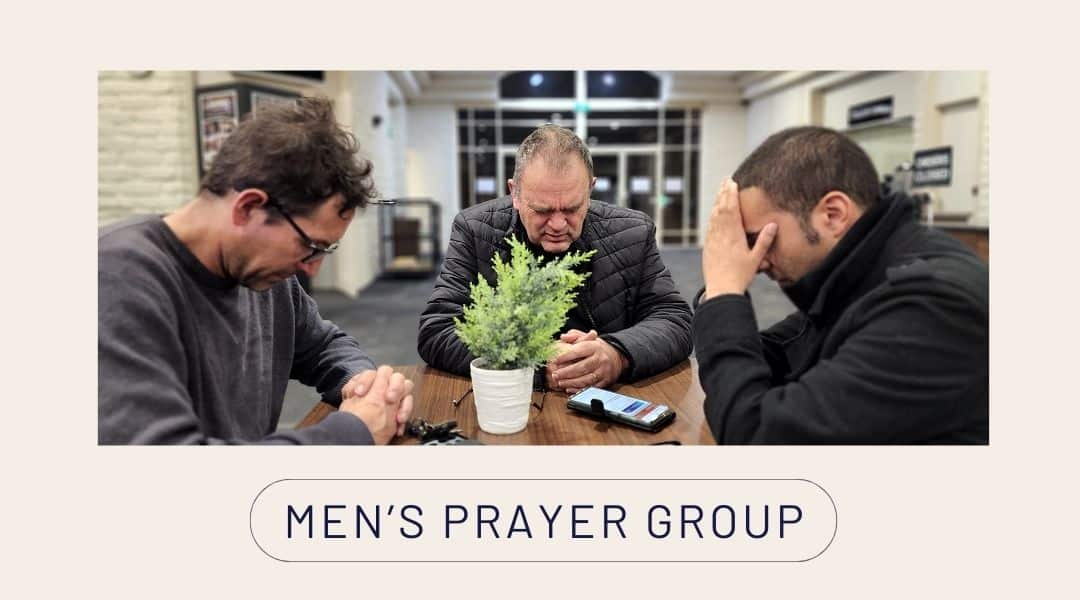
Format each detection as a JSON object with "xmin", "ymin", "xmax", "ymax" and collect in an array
[
  {"xmin": 625, "ymin": 151, "xmax": 657, "ymax": 218},
  {"xmin": 591, "ymin": 154, "xmax": 619, "ymax": 205},
  {"xmin": 589, "ymin": 149, "xmax": 660, "ymax": 240}
]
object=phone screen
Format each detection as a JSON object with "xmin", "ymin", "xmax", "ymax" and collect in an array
[{"xmin": 568, "ymin": 387, "xmax": 673, "ymax": 427}]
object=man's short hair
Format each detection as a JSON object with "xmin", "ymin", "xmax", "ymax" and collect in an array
[
  {"xmin": 200, "ymin": 96, "xmax": 377, "ymax": 217},
  {"xmin": 511, "ymin": 124, "xmax": 593, "ymax": 197},
  {"xmin": 733, "ymin": 126, "xmax": 880, "ymax": 236}
]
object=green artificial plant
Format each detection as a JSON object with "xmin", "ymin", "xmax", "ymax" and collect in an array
[{"xmin": 454, "ymin": 236, "xmax": 595, "ymax": 370}]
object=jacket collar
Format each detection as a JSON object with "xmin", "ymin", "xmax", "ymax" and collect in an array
[{"xmin": 782, "ymin": 194, "xmax": 915, "ymax": 322}]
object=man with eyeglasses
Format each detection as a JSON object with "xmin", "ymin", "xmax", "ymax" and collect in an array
[{"xmin": 99, "ymin": 97, "xmax": 413, "ymax": 445}]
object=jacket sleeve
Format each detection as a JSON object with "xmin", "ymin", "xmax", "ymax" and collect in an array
[
  {"xmin": 692, "ymin": 282, "xmax": 988, "ymax": 444},
  {"xmin": 600, "ymin": 222, "xmax": 694, "ymax": 380},
  {"xmin": 417, "ymin": 213, "xmax": 480, "ymax": 376},
  {"xmin": 289, "ymin": 280, "xmax": 376, "ymax": 406},
  {"xmin": 758, "ymin": 312, "xmax": 805, "ymax": 385},
  {"xmin": 98, "ymin": 268, "xmax": 374, "ymax": 445}
]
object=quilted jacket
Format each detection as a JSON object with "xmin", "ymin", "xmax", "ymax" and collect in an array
[{"xmin": 417, "ymin": 197, "xmax": 693, "ymax": 381}]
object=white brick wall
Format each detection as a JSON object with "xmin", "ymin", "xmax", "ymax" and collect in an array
[
  {"xmin": 975, "ymin": 76, "xmax": 990, "ymax": 226},
  {"xmin": 98, "ymin": 71, "xmax": 199, "ymax": 226}
]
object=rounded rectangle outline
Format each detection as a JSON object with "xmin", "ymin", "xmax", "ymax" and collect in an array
[{"xmin": 250, "ymin": 478, "xmax": 837, "ymax": 563}]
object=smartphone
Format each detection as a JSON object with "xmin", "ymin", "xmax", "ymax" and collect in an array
[{"xmin": 567, "ymin": 387, "xmax": 676, "ymax": 432}]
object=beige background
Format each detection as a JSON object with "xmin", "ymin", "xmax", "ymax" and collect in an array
[
  {"xmin": 5, "ymin": 0, "xmax": 1075, "ymax": 597},
  {"xmin": 248, "ymin": 479, "xmax": 838, "ymax": 561}
]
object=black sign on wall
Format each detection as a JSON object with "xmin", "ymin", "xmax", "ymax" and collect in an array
[
  {"xmin": 912, "ymin": 146, "xmax": 953, "ymax": 187},
  {"xmin": 194, "ymin": 83, "xmax": 300, "ymax": 177},
  {"xmin": 848, "ymin": 97, "xmax": 894, "ymax": 127}
]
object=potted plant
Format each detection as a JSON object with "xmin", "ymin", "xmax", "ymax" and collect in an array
[{"xmin": 454, "ymin": 237, "xmax": 594, "ymax": 434}]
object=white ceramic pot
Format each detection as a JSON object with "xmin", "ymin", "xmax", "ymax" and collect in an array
[{"xmin": 469, "ymin": 358, "xmax": 534, "ymax": 434}]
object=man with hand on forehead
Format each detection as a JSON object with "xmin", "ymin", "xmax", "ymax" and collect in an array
[
  {"xmin": 418, "ymin": 124, "xmax": 693, "ymax": 393},
  {"xmin": 695, "ymin": 126, "xmax": 988, "ymax": 444}
]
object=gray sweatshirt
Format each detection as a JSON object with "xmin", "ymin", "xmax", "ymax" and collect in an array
[{"xmin": 98, "ymin": 215, "xmax": 376, "ymax": 444}]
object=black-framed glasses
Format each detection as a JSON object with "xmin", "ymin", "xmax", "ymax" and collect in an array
[
  {"xmin": 452, "ymin": 386, "xmax": 548, "ymax": 412},
  {"xmin": 264, "ymin": 198, "xmax": 339, "ymax": 264}
]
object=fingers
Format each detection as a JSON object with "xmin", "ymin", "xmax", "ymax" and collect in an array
[
  {"xmin": 395, "ymin": 394, "xmax": 414, "ymax": 437},
  {"xmin": 560, "ymin": 369, "xmax": 603, "ymax": 394},
  {"xmin": 385, "ymin": 371, "xmax": 407, "ymax": 404},
  {"xmin": 750, "ymin": 222, "xmax": 778, "ymax": 263},
  {"xmin": 716, "ymin": 179, "xmax": 742, "ymax": 219},
  {"xmin": 560, "ymin": 329, "xmax": 598, "ymax": 344},
  {"xmin": 552, "ymin": 342, "xmax": 596, "ymax": 367},
  {"xmin": 382, "ymin": 374, "xmax": 412, "ymax": 435},
  {"xmin": 553, "ymin": 352, "xmax": 600, "ymax": 382},
  {"xmin": 545, "ymin": 363, "xmax": 563, "ymax": 391},
  {"xmin": 706, "ymin": 179, "xmax": 741, "ymax": 246},
  {"xmin": 342, "ymin": 368, "xmax": 377, "ymax": 400},
  {"xmin": 550, "ymin": 335, "xmax": 602, "ymax": 390},
  {"xmin": 712, "ymin": 177, "xmax": 738, "ymax": 212},
  {"xmin": 365, "ymin": 365, "xmax": 393, "ymax": 401},
  {"xmin": 547, "ymin": 358, "xmax": 580, "ymax": 392},
  {"xmin": 723, "ymin": 177, "xmax": 739, "ymax": 203},
  {"xmin": 560, "ymin": 329, "xmax": 588, "ymax": 343},
  {"xmin": 551, "ymin": 340, "xmax": 574, "ymax": 359}
]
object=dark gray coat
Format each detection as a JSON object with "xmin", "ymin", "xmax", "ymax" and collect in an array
[
  {"xmin": 418, "ymin": 197, "xmax": 693, "ymax": 381},
  {"xmin": 693, "ymin": 196, "xmax": 989, "ymax": 444}
]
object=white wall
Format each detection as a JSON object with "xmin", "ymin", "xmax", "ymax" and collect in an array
[
  {"xmin": 98, "ymin": 71, "xmax": 198, "ymax": 225},
  {"xmin": 742, "ymin": 71, "xmax": 989, "ymax": 226},
  {"xmin": 915, "ymin": 71, "xmax": 989, "ymax": 224},
  {"xmin": 846, "ymin": 124, "xmax": 915, "ymax": 181},
  {"xmin": 405, "ymin": 104, "xmax": 460, "ymax": 262},
  {"xmin": 699, "ymin": 102, "xmax": 747, "ymax": 236},
  {"xmin": 313, "ymin": 71, "xmax": 395, "ymax": 297},
  {"xmin": 390, "ymin": 103, "xmax": 409, "ymax": 199},
  {"xmin": 975, "ymin": 86, "xmax": 990, "ymax": 226},
  {"xmin": 935, "ymin": 71, "xmax": 984, "ymax": 107},
  {"xmin": 821, "ymin": 71, "xmax": 921, "ymax": 129},
  {"xmin": 745, "ymin": 78, "xmax": 818, "ymax": 150}
]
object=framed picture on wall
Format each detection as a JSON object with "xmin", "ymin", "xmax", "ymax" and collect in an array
[
  {"xmin": 194, "ymin": 83, "xmax": 300, "ymax": 177},
  {"xmin": 251, "ymin": 90, "xmax": 297, "ymax": 116},
  {"xmin": 196, "ymin": 90, "xmax": 239, "ymax": 174}
]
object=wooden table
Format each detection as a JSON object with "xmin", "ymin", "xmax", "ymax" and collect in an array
[{"xmin": 298, "ymin": 360, "xmax": 713, "ymax": 445}]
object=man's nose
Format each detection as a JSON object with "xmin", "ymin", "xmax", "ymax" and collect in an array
[
  {"xmin": 296, "ymin": 258, "xmax": 322, "ymax": 278},
  {"xmin": 548, "ymin": 212, "xmax": 567, "ymax": 230}
]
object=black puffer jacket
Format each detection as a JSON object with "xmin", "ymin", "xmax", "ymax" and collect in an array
[
  {"xmin": 693, "ymin": 195, "xmax": 989, "ymax": 444},
  {"xmin": 418, "ymin": 197, "xmax": 693, "ymax": 381}
]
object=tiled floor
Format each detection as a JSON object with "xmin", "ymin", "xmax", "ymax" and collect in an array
[{"xmin": 277, "ymin": 248, "xmax": 796, "ymax": 428}]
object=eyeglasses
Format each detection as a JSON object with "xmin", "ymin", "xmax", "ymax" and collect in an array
[
  {"xmin": 264, "ymin": 198, "xmax": 340, "ymax": 264},
  {"xmin": 453, "ymin": 386, "xmax": 548, "ymax": 412}
]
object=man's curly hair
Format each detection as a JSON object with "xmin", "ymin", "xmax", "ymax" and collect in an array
[{"xmin": 200, "ymin": 96, "xmax": 377, "ymax": 217}]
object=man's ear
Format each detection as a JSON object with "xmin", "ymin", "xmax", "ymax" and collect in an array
[
  {"xmin": 816, "ymin": 191, "xmax": 861, "ymax": 239},
  {"xmin": 509, "ymin": 180, "xmax": 524, "ymax": 212},
  {"xmin": 232, "ymin": 188, "xmax": 269, "ymax": 227}
]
